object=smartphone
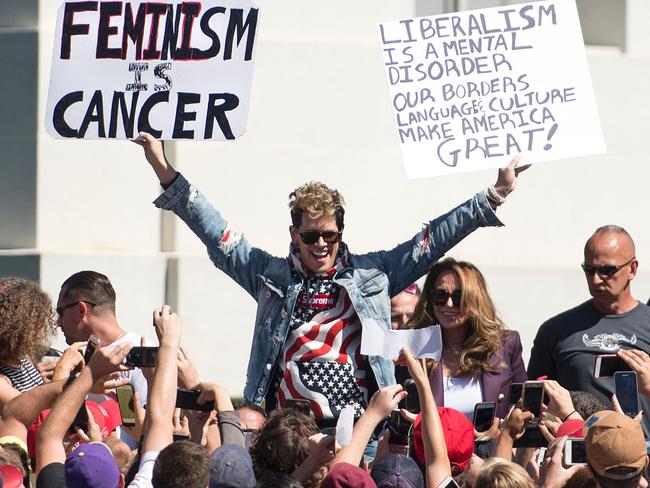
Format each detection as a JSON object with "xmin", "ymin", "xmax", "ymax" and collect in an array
[
  {"xmin": 438, "ymin": 476, "xmax": 460, "ymax": 488},
  {"xmin": 594, "ymin": 354, "xmax": 630, "ymax": 378},
  {"xmin": 116, "ymin": 384, "xmax": 136, "ymax": 427},
  {"xmin": 615, "ymin": 371, "xmax": 640, "ymax": 417},
  {"xmin": 65, "ymin": 336, "xmax": 101, "ymax": 388},
  {"xmin": 564, "ymin": 438, "xmax": 587, "ymax": 465},
  {"xmin": 66, "ymin": 335, "xmax": 101, "ymax": 435},
  {"xmin": 69, "ymin": 402, "xmax": 90, "ymax": 435},
  {"xmin": 175, "ymin": 388, "xmax": 215, "ymax": 412},
  {"xmin": 473, "ymin": 402, "xmax": 496, "ymax": 432},
  {"xmin": 285, "ymin": 399, "xmax": 311, "ymax": 417},
  {"xmin": 125, "ymin": 347, "xmax": 158, "ymax": 368},
  {"xmin": 509, "ymin": 382, "xmax": 524, "ymax": 404},
  {"xmin": 510, "ymin": 382, "xmax": 550, "ymax": 406},
  {"xmin": 512, "ymin": 424, "xmax": 548, "ymax": 448},
  {"xmin": 83, "ymin": 335, "xmax": 101, "ymax": 364},
  {"xmin": 398, "ymin": 379, "xmax": 420, "ymax": 414},
  {"xmin": 522, "ymin": 381, "xmax": 544, "ymax": 418},
  {"xmin": 387, "ymin": 410, "xmax": 410, "ymax": 445}
]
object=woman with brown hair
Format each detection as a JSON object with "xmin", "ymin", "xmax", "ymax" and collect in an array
[
  {"xmin": 407, "ymin": 258, "xmax": 526, "ymax": 421},
  {"xmin": 0, "ymin": 277, "xmax": 57, "ymax": 405}
]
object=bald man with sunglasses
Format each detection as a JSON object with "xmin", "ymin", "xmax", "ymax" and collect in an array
[
  {"xmin": 135, "ymin": 132, "xmax": 527, "ymax": 428},
  {"xmin": 528, "ymin": 225, "xmax": 650, "ymax": 431}
]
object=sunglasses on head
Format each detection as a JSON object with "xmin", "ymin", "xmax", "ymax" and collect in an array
[
  {"xmin": 432, "ymin": 289, "xmax": 462, "ymax": 307},
  {"xmin": 298, "ymin": 230, "xmax": 341, "ymax": 245},
  {"xmin": 581, "ymin": 258, "xmax": 635, "ymax": 278}
]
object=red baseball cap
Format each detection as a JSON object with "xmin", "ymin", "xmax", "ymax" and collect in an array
[
  {"xmin": 413, "ymin": 407, "xmax": 474, "ymax": 473},
  {"xmin": 0, "ymin": 464, "xmax": 24, "ymax": 488},
  {"xmin": 557, "ymin": 418, "xmax": 585, "ymax": 438}
]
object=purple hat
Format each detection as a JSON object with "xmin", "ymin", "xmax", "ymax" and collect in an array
[
  {"xmin": 209, "ymin": 444, "xmax": 256, "ymax": 488},
  {"xmin": 371, "ymin": 454, "xmax": 423, "ymax": 488},
  {"xmin": 65, "ymin": 442, "xmax": 120, "ymax": 488}
]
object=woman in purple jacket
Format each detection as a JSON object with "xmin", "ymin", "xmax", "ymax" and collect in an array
[{"xmin": 407, "ymin": 258, "xmax": 527, "ymax": 423}]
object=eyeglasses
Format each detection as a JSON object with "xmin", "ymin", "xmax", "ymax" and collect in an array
[
  {"xmin": 432, "ymin": 289, "xmax": 462, "ymax": 307},
  {"xmin": 581, "ymin": 258, "xmax": 635, "ymax": 278},
  {"xmin": 298, "ymin": 230, "xmax": 342, "ymax": 245},
  {"xmin": 56, "ymin": 301, "xmax": 96, "ymax": 318}
]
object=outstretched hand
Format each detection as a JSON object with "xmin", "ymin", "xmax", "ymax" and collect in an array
[{"xmin": 494, "ymin": 155, "xmax": 531, "ymax": 197}]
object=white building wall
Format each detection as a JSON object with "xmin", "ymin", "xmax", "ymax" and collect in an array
[{"xmin": 0, "ymin": 0, "xmax": 648, "ymax": 393}]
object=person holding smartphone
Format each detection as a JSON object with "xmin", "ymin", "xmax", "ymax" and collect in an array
[
  {"xmin": 528, "ymin": 226, "xmax": 650, "ymax": 434},
  {"xmin": 405, "ymin": 258, "xmax": 527, "ymax": 423}
]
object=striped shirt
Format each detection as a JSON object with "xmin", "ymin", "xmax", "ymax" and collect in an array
[{"xmin": 0, "ymin": 357, "xmax": 44, "ymax": 392}]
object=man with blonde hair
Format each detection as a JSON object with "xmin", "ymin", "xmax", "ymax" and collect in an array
[{"xmin": 135, "ymin": 132, "xmax": 526, "ymax": 427}]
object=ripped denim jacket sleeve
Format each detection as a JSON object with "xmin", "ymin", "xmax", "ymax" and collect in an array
[
  {"xmin": 363, "ymin": 190, "xmax": 504, "ymax": 297},
  {"xmin": 153, "ymin": 173, "xmax": 272, "ymax": 298}
]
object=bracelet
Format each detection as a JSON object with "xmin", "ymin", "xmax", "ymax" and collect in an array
[
  {"xmin": 562, "ymin": 410, "xmax": 578, "ymax": 422},
  {"xmin": 486, "ymin": 185, "xmax": 507, "ymax": 206}
]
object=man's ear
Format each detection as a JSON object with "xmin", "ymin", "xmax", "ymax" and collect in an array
[
  {"xmin": 119, "ymin": 473, "xmax": 125, "ymax": 488},
  {"xmin": 78, "ymin": 301, "xmax": 92, "ymax": 318},
  {"xmin": 629, "ymin": 259, "xmax": 639, "ymax": 280}
]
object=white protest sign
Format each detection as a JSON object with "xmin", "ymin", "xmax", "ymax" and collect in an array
[
  {"xmin": 378, "ymin": 0, "xmax": 605, "ymax": 178},
  {"xmin": 360, "ymin": 319, "xmax": 443, "ymax": 360},
  {"xmin": 46, "ymin": 0, "xmax": 259, "ymax": 140}
]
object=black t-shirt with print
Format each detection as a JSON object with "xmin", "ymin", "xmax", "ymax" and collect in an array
[{"xmin": 528, "ymin": 300, "xmax": 650, "ymax": 430}]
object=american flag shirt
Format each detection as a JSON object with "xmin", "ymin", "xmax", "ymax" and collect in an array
[{"xmin": 275, "ymin": 244, "xmax": 367, "ymax": 422}]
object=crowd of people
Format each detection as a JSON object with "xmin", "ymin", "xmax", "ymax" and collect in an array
[{"xmin": 0, "ymin": 134, "xmax": 647, "ymax": 488}]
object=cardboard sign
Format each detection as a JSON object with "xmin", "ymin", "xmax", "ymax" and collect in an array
[
  {"xmin": 46, "ymin": 0, "xmax": 259, "ymax": 140},
  {"xmin": 378, "ymin": 0, "xmax": 605, "ymax": 178}
]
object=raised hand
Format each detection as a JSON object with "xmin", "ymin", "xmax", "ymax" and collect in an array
[
  {"xmin": 494, "ymin": 155, "xmax": 531, "ymax": 197},
  {"xmin": 133, "ymin": 132, "xmax": 177, "ymax": 185},
  {"xmin": 153, "ymin": 305, "xmax": 182, "ymax": 346}
]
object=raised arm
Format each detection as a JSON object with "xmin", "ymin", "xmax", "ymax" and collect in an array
[
  {"xmin": 133, "ymin": 133, "xmax": 275, "ymax": 300},
  {"xmin": 402, "ymin": 347, "xmax": 452, "ymax": 487},
  {"xmin": 134, "ymin": 132, "xmax": 178, "ymax": 185},
  {"xmin": 330, "ymin": 384, "xmax": 406, "ymax": 467},
  {"xmin": 141, "ymin": 305, "xmax": 182, "ymax": 453},
  {"xmin": 376, "ymin": 156, "xmax": 528, "ymax": 296}
]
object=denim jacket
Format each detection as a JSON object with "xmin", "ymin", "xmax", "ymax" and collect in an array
[{"xmin": 154, "ymin": 174, "xmax": 503, "ymax": 404}]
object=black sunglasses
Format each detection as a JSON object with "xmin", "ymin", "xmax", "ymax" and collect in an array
[
  {"xmin": 298, "ymin": 230, "xmax": 341, "ymax": 245},
  {"xmin": 56, "ymin": 300, "xmax": 96, "ymax": 318},
  {"xmin": 432, "ymin": 289, "xmax": 462, "ymax": 307},
  {"xmin": 581, "ymin": 258, "xmax": 635, "ymax": 278}
]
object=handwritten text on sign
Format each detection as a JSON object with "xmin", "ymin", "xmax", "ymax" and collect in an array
[
  {"xmin": 46, "ymin": 1, "xmax": 259, "ymax": 140},
  {"xmin": 378, "ymin": 1, "xmax": 605, "ymax": 178}
]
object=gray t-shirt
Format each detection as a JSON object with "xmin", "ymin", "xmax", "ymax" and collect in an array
[{"xmin": 528, "ymin": 300, "xmax": 650, "ymax": 430}]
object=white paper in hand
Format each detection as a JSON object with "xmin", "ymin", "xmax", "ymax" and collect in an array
[
  {"xmin": 360, "ymin": 318, "xmax": 442, "ymax": 360},
  {"xmin": 336, "ymin": 405, "xmax": 355, "ymax": 446}
]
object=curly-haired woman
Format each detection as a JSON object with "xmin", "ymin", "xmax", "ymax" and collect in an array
[
  {"xmin": 407, "ymin": 258, "xmax": 527, "ymax": 422},
  {"xmin": 0, "ymin": 277, "xmax": 57, "ymax": 405}
]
